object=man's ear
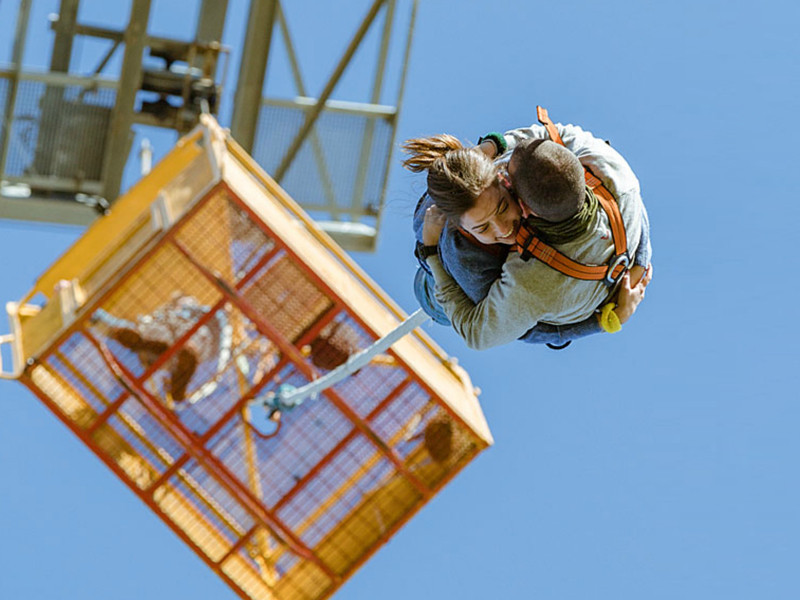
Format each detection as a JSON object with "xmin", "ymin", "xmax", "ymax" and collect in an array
[
  {"xmin": 501, "ymin": 171, "xmax": 533, "ymax": 218},
  {"xmin": 518, "ymin": 198, "xmax": 533, "ymax": 218}
]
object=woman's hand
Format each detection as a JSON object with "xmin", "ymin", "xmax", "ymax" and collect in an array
[
  {"xmin": 422, "ymin": 205, "xmax": 447, "ymax": 247},
  {"xmin": 613, "ymin": 264, "xmax": 653, "ymax": 325}
]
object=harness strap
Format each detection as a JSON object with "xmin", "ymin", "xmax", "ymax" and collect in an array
[
  {"xmin": 536, "ymin": 106, "xmax": 564, "ymax": 146},
  {"xmin": 513, "ymin": 107, "xmax": 629, "ymax": 287},
  {"xmin": 585, "ymin": 171, "xmax": 627, "ymax": 259},
  {"xmin": 515, "ymin": 226, "xmax": 628, "ymax": 283}
]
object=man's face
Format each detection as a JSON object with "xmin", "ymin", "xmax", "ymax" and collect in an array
[{"xmin": 459, "ymin": 180, "xmax": 522, "ymax": 246}]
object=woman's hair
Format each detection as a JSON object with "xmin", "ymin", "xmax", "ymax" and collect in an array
[{"xmin": 402, "ymin": 134, "xmax": 498, "ymax": 221}]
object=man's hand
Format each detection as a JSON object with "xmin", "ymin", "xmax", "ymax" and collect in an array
[
  {"xmin": 477, "ymin": 140, "xmax": 498, "ymax": 158},
  {"xmin": 422, "ymin": 204, "xmax": 447, "ymax": 247},
  {"xmin": 613, "ymin": 264, "xmax": 653, "ymax": 325}
]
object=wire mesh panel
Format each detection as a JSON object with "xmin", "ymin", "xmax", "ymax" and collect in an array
[
  {"xmin": 4, "ymin": 78, "xmax": 115, "ymax": 180},
  {"xmin": 9, "ymin": 118, "xmax": 491, "ymax": 600},
  {"xmin": 252, "ymin": 101, "xmax": 393, "ymax": 225}
]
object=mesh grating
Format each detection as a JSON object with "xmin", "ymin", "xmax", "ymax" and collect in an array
[
  {"xmin": 219, "ymin": 523, "xmax": 337, "ymax": 600},
  {"xmin": 46, "ymin": 333, "xmax": 127, "ymax": 416},
  {"xmin": 20, "ymin": 151, "xmax": 488, "ymax": 600},
  {"xmin": 252, "ymin": 104, "xmax": 392, "ymax": 220},
  {"xmin": 99, "ymin": 398, "xmax": 180, "ymax": 489},
  {"xmin": 174, "ymin": 192, "xmax": 277, "ymax": 286},
  {"xmin": 219, "ymin": 372, "xmax": 356, "ymax": 512},
  {"xmin": 3, "ymin": 80, "xmax": 115, "ymax": 180},
  {"xmin": 239, "ymin": 250, "xmax": 333, "ymax": 345}
]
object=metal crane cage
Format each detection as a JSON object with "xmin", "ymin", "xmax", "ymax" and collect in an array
[{"xmin": 1, "ymin": 116, "xmax": 492, "ymax": 600}]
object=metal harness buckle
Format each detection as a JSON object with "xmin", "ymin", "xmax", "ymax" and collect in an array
[{"xmin": 604, "ymin": 254, "xmax": 630, "ymax": 288}]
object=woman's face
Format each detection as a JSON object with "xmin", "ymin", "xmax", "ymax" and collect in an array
[{"xmin": 458, "ymin": 180, "xmax": 522, "ymax": 245}]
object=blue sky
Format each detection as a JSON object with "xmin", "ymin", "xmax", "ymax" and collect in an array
[{"xmin": 1, "ymin": 1, "xmax": 799, "ymax": 599}]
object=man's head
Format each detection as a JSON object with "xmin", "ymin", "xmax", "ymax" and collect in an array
[{"xmin": 508, "ymin": 139, "xmax": 585, "ymax": 222}]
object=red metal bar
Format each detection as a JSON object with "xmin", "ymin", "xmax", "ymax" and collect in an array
[
  {"xmin": 215, "ymin": 523, "xmax": 261, "ymax": 567},
  {"xmin": 88, "ymin": 242, "xmax": 298, "ymax": 495},
  {"xmin": 142, "ymin": 242, "xmax": 314, "ymax": 494},
  {"xmin": 322, "ymin": 386, "xmax": 430, "ymax": 498},
  {"xmin": 33, "ymin": 357, "xmax": 254, "ymax": 548},
  {"xmin": 51, "ymin": 348, "xmax": 130, "ymax": 439},
  {"xmin": 171, "ymin": 238, "xmax": 316, "ymax": 371},
  {"xmin": 52, "ymin": 348, "xmax": 109, "ymax": 405},
  {"xmin": 85, "ymin": 388, "xmax": 130, "ymax": 436},
  {"xmin": 235, "ymin": 242, "xmax": 282, "ymax": 288},
  {"xmin": 226, "ymin": 188, "xmax": 406, "ymax": 361},
  {"xmin": 124, "ymin": 235, "xmax": 328, "ymax": 494},
  {"xmin": 227, "ymin": 304, "xmax": 339, "ymax": 413},
  {"xmin": 396, "ymin": 369, "xmax": 488, "ymax": 453},
  {"xmin": 148, "ymin": 298, "xmax": 366, "ymax": 513},
  {"xmin": 291, "ymin": 302, "xmax": 342, "ymax": 353}
]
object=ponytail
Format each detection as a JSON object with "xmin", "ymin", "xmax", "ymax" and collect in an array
[
  {"xmin": 401, "ymin": 134, "xmax": 464, "ymax": 172},
  {"xmin": 401, "ymin": 134, "xmax": 498, "ymax": 221}
]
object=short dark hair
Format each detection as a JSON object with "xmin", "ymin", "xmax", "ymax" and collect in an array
[{"xmin": 509, "ymin": 139, "xmax": 585, "ymax": 222}]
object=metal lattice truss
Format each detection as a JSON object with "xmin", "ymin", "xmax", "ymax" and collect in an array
[
  {"xmin": 2, "ymin": 116, "xmax": 491, "ymax": 600},
  {"xmin": 0, "ymin": 0, "xmax": 228, "ymax": 224},
  {"xmin": 1, "ymin": 0, "xmax": 417, "ymax": 253},
  {"xmin": 231, "ymin": 0, "xmax": 419, "ymax": 252}
]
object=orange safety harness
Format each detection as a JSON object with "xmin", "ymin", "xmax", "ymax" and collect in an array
[{"xmin": 513, "ymin": 107, "xmax": 629, "ymax": 288}]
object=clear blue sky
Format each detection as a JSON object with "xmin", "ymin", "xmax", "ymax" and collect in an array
[{"xmin": 1, "ymin": 1, "xmax": 799, "ymax": 599}]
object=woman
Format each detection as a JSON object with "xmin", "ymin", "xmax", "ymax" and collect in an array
[{"xmin": 404, "ymin": 134, "xmax": 523, "ymax": 246}]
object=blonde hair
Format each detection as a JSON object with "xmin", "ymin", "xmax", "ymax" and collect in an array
[{"xmin": 402, "ymin": 134, "xmax": 498, "ymax": 221}]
